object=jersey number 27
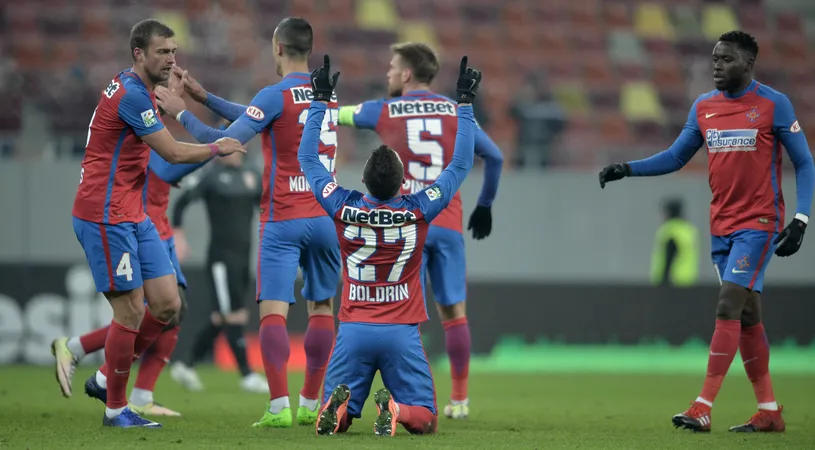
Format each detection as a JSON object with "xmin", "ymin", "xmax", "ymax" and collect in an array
[{"xmin": 344, "ymin": 224, "xmax": 417, "ymax": 283}]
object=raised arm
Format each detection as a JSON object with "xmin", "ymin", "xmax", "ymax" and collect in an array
[
  {"xmin": 175, "ymin": 68, "xmax": 246, "ymax": 122},
  {"xmin": 299, "ymin": 55, "xmax": 350, "ymax": 217},
  {"xmin": 414, "ymin": 57, "xmax": 482, "ymax": 222}
]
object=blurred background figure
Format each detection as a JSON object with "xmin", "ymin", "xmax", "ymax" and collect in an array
[
  {"xmin": 167, "ymin": 126, "xmax": 266, "ymax": 394},
  {"xmin": 650, "ymin": 198, "xmax": 699, "ymax": 287},
  {"xmin": 508, "ymin": 72, "xmax": 566, "ymax": 168}
]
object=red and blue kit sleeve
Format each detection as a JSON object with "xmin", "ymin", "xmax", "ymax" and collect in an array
[
  {"xmin": 118, "ymin": 88, "xmax": 165, "ymax": 137},
  {"xmin": 771, "ymin": 93, "xmax": 815, "ymax": 218},
  {"xmin": 337, "ymin": 99, "xmax": 385, "ymax": 130},
  {"xmin": 626, "ymin": 99, "xmax": 704, "ymax": 176},
  {"xmin": 411, "ymin": 104, "xmax": 476, "ymax": 222},
  {"xmin": 179, "ymin": 86, "xmax": 284, "ymax": 145},
  {"xmin": 147, "ymin": 150, "xmax": 210, "ymax": 184},
  {"xmin": 299, "ymin": 102, "xmax": 352, "ymax": 217},
  {"xmin": 203, "ymin": 93, "xmax": 247, "ymax": 123},
  {"xmin": 473, "ymin": 125, "xmax": 504, "ymax": 207}
]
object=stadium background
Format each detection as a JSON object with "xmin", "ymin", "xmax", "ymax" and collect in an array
[{"xmin": 2, "ymin": 0, "xmax": 815, "ymax": 379}]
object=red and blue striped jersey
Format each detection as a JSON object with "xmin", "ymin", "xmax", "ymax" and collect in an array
[
  {"xmin": 72, "ymin": 70, "xmax": 165, "ymax": 225},
  {"xmin": 237, "ymin": 73, "xmax": 339, "ymax": 222}
]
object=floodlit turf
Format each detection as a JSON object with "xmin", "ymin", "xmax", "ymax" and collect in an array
[{"xmin": 1, "ymin": 365, "xmax": 814, "ymax": 449}]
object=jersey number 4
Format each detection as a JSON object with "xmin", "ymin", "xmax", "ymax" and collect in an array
[
  {"xmin": 344, "ymin": 224, "xmax": 417, "ymax": 283},
  {"xmin": 406, "ymin": 118, "xmax": 444, "ymax": 182}
]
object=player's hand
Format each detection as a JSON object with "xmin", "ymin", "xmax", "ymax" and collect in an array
[
  {"xmin": 180, "ymin": 69, "xmax": 208, "ymax": 103},
  {"xmin": 214, "ymin": 137, "xmax": 246, "ymax": 156},
  {"xmin": 167, "ymin": 65, "xmax": 185, "ymax": 97},
  {"xmin": 773, "ymin": 218, "xmax": 807, "ymax": 257},
  {"xmin": 155, "ymin": 85, "xmax": 187, "ymax": 119},
  {"xmin": 172, "ymin": 228, "xmax": 190, "ymax": 262},
  {"xmin": 456, "ymin": 56, "xmax": 481, "ymax": 104},
  {"xmin": 598, "ymin": 163, "xmax": 630, "ymax": 189},
  {"xmin": 468, "ymin": 205, "xmax": 492, "ymax": 240},
  {"xmin": 310, "ymin": 54, "xmax": 340, "ymax": 102}
]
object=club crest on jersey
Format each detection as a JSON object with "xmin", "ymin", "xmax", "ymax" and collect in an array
[
  {"xmin": 705, "ymin": 129, "xmax": 757, "ymax": 153},
  {"xmin": 424, "ymin": 185, "xmax": 442, "ymax": 201},
  {"xmin": 141, "ymin": 109, "xmax": 157, "ymax": 127},
  {"xmin": 245, "ymin": 106, "xmax": 265, "ymax": 121},
  {"xmin": 104, "ymin": 80, "xmax": 120, "ymax": 99},
  {"xmin": 746, "ymin": 106, "xmax": 760, "ymax": 123},
  {"xmin": 322, "ymin": 181, "xmax": 338, "ymax": 198},
  {"xmin": 341, "ymin": 206, "xmax": 417, "ymax": 227},
  {"xmin": 791, "ymin": 120, "xmax": 802, "ymax": 133}
]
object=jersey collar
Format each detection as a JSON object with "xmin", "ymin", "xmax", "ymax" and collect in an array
[
  {"xmin": 363, "ymin": 193, "xmax": 389, "ymax": 205},
  {"xmin": 723, "ymin": 79, "xmax": 757, "ymax": 99},
  {"xmin": 404, "ymin": 89, "xmax": 432, "ymax": 97},
  {"xmin": 284, "ymin": 72, "xmax": 310, "ymax": 80}
]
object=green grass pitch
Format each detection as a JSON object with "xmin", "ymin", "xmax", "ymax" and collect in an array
[{"xmin": 1, "ymin": 365, "xmax": 814, "ymax": 449}]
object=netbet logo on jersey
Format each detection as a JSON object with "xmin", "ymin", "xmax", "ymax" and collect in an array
[
  {"xmin": 291, "ymin": 87, "xmax": 338, "ymax": 104},
  {"xmin": 388, "ymin": 100, "xmax": 456, "ymax": 118},
  {"xmin": 341, "ymin": 206, "xmax": 417, "ymax": 227},
  {"xmin": 705, "ymin": 129, "xmax": 758, "ymax": 153}
]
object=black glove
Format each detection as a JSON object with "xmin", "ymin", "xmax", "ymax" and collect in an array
[
  {"xmin": 456, "ymin": 56, "xmax": 481, "ymax": 104},
  {"xmin": 467, "ymin": 205, "xmax": 492, "ymax": 240},
  {"xmin": 310, "ymin": 54, "xmax": 340, "ymax": 102},
  {"xmin": 598, "ymin": 163, "xmax": 631, "ymax": 189},
  {"xmin": 773, "ymin": 218, "xmax": 807, "ymax": 257}
]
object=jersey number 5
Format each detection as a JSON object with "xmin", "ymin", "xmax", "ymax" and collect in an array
[
  {"xmin": 406, "ymin": 118, "xmax": 444, "ymax": 182},
  {"xmin": 344, "ymin": 224, "xmax": 417, "ymax": 283}
]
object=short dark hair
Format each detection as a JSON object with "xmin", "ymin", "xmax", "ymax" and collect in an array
[
  {"xmin": 130, "ymin": 19, "xmax": 175, "ymax": 60},
  {"xmin": 363, "ymin": 145, "xmax": 403, "ymax": 200},
  {"xmin": 718, "ymin": 31, "xmax": 759, "ymax": 59},
  {"xmin": 276, "ymin": 17, "xmax": 313, "ymax": 58},
  {"xmin": 390, "ymin": 42, "xmax": 440, "ymax": 84}
]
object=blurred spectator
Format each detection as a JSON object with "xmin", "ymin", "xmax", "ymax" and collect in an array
[
  {"xmin": 649, "ymin": 198, "xmax": 699, "ymax": 287},
  {"xmin": 508, "ymin": 73, "xmax": 566, "ymax": 168}
]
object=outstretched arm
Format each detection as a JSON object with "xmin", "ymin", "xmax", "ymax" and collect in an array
[
  {"xmin": 203, "ymin": 93, "xmax": 247, "ymax": 123},
  {"xmin": 148, "ymin": 150, "xmax": 211, "ymax": 184},
  {"xmin": 626, "ymin": 100, "xmax": 704, "ymax": 176},
  {"xmin": 337, "ymin": 99, "xmax": 385, "ymax": 130},
  {"xmin": 299, "ymin": 102, "xmax": 349, "ymax": 217}
]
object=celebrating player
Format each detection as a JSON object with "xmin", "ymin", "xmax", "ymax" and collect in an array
[
  {"xmin": 154, "ymin": 17, "xmax": 340, "ymax": 428},
  {"xmin": 336, "ymin": 42, "xmax": 504, "ymax": 418},
  {"xmin": 598, "ymin": 31, "xmax": 815, "ymax": 433},
  {"xmin": 300, "ymin": 54, "xmax": 480, "ymax": 436},
  {"xmin": 71, "ymin": 18, "xmax": 243, "ymax": 428},
  {"xmin": 54, "ymin": 148, "xmax": 210, "ymax": 417}
]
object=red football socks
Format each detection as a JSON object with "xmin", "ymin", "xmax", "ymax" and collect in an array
[
  {"xmin": 104, "ymin": 321, "xmax": 139, "ymax": 409},
  {"xmin": 259, "ymin": 314, "xmax": 290, "ymax": 400},
  {"xmin": 80, "ymin": 325, "xmax": 109, "ymax": 354},
  {"xmin": 699, "ymin": 319, "xmax": 741, "ymax": 404},
  {"xmin": 134, "ymin": 326, "xmax": 180, "ymax": 393},
  {"xmin": 740, "ymin": 323, "xmax": 776, "ymax": 405},
  {"xmin": 133, "ymin": 309, "xmax": 170, "ymax": 358},
  {"xmin": 443, "ymin": 317, "xmax": 471, "ymax": 401},
  {"xmin": 301, "ymin": 314, "xmax": 335, "ymax": 401},
  {"xmin": 397, "ymin": 404, "xmax": 438, "ymax": 434}
]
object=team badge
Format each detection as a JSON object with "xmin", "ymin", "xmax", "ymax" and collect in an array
[
  {"xmin": 791, "ymin": 120, "xmax": 802, "ymax": 133},
  {"xmin": 746, "ymin": 106, "xmax": 760, "ymax": 123}
]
